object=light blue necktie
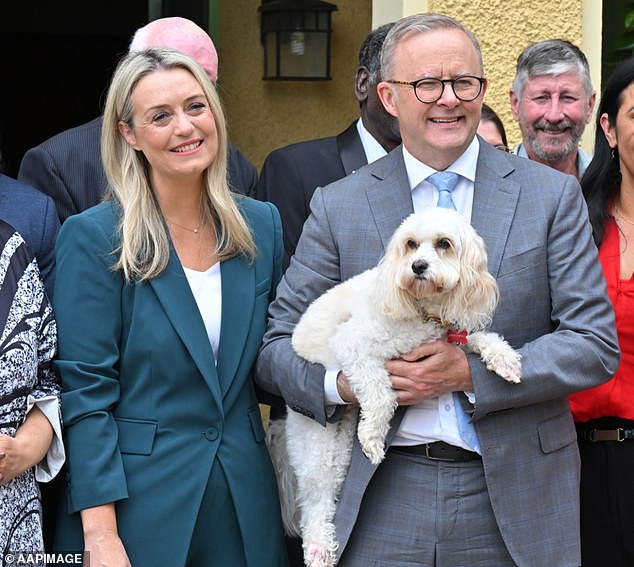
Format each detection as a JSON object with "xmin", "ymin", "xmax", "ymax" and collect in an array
[
  {"xmin": 428, "ymin": 171, "xmax": 459, "ymax": 210},
  {"xmin": 427, "ymin": 171, "xmax": 481, "ymax": 453}
]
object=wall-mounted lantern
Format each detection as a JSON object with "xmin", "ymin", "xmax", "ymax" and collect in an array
[{"xmin": 259, "ymin": 0, "xmax": 338, "ymax": 80}]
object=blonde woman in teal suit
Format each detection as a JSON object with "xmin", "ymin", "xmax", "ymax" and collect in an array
[{"xmin": 53, "ymin": 48, "xmax": 288, "ymax": 567}]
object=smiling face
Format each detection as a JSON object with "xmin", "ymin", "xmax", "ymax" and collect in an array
[
  {"xmin": 118, "ymin": 67, "xmax": 218, "ymax": 187},
  {"xmin": 377, "ymin": 28, "xmax": 486, "ymax": 170},
  {"xmin": 510, "ymin": 71, "xmax": 595, "ymax": 165}
]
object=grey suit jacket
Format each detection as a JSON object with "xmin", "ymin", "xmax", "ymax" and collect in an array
[{"xmin": 256, "ymin": 140, "xmax": 620, "ymax": 567}]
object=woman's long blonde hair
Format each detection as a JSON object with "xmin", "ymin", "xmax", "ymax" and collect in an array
[{"xmin": 101, "ymin": 47, "xmax": 255, "ymax": 282}]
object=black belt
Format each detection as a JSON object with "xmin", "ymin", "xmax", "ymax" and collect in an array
[
  {"xmin": 389, "ymin": 441, "xmax": 481, "ymax": 462},
  {"xmin": 580, "ymin": 428, "xmax": 634, "ymax": 442}
]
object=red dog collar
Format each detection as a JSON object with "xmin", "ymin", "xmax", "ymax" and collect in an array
[{"xmin": 447, "ymin": 329, "xmax": 468, "ymax": 345}]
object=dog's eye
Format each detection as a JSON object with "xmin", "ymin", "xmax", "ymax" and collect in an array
[
  {"xmin": 406, "ymin": 239, "xmax": 418, "ymax": 250},
  {"xmin": 436, "ymin": 238, "xmax": 452, "ymax": 250}
]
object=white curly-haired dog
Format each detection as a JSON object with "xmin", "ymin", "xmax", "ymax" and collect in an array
[{"xmin": 266, "ymin": 207, "xmax": 521, "ymax": 567}]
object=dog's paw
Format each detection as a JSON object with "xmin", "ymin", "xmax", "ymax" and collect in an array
[
  {"xmin": 304, "ymin": 544, "xmax": 336, "ymax": 567},
  {"xmin": 358, "ymin": 435, "xmax": 386, "ymax": 464},
  {"xmin": 357, "ymin": 418, "xmax": 389, "ymax": 464},
  {"xmin": 362, "ymin": 443, "xmax": 386, "ymax": 465},
  {"xmin": 486, "ymin": 351, "xmax": 522, "ymax": 384}
]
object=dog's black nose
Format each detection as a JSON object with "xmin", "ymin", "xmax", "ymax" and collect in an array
[{"xmin": 411, "ymin": 260, "xmax": 428, "ymax": 275}]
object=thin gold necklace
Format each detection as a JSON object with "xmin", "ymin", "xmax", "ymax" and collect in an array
[
  {"xmin": 614, "ymin": 206, "xmax": 634, "ymax": 226},
  {"xmin": 165, "ymin": 217, "xmax": 201, "ymax": 234}
]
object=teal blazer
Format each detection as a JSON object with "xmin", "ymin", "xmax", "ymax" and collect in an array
[{"xmin": 53, "ymin": 198, "xmax": 287, "ymax": 567}]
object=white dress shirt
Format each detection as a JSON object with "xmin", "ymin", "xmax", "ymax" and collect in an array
[{"xmin": 356, "ymin": 118, "xmax": 389, "ymax": 165}]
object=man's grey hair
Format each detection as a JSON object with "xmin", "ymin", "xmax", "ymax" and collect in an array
[
  {"xmin": 380, "ymin": 13, "xmax": 484, "ymax": 81},
  {"xmin": 512, "ymin": 39, "xmax": 593, "ymax": 99}
]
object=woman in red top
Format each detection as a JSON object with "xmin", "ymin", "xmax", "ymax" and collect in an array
[{"xmin": 570, "ymin": 57, "xmax": 634, "ymax": 567}]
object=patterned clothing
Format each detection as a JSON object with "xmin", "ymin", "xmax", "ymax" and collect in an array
[{"xmin": 0, "ymin": 221, "xmax": 60, "ymax": 566}]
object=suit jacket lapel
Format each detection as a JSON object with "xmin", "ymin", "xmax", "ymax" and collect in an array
[
  {"xmin": 149, "ymin": 250, "xmax": 223, "ymax": 409},
  {"xmin": 471, "ymin": 145, "xmax": 520, "ymax": 277},
  {"xmin": 336, "ymin": 121, "xmax": 368, "ymax": 176},
  {"xmin": 216, "ymin": 253, "xmax": 255, "ymax": 396},
  {"xmin": 364, "ymin": 148, "xmax": 415, "ymax": 249}
]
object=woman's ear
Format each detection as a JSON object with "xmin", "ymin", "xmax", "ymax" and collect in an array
[
  {"xmin": 599, "ymin": 113, "xmax": 617, "ymax": 149},
  {"xmin": 118, "ymin": 120, "xmax": 140, "ymax": 150}
]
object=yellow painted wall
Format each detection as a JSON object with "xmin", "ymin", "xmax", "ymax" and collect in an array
[
  {"xmin": 220, "ymin": 1, "xmax": 597, "ymax": 171},
  {"xmin": 427, "ymin": 0, "xmax": 584, "ymax": 149},
  {"xmin": 219, "ymin": 0, "xmax": 372, "ymax": 171}
]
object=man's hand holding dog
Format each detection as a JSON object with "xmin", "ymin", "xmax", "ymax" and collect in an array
[
  {"xmin": 386, "ymin": 340, "xmax": 472, "ymax": 405},
  {"xmin": 335, "ymin": 340, "xmax": 472, "ymax": 406}
]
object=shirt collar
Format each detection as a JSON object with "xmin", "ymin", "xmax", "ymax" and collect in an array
[
  {"xmin": 402, "ymin": 137, "xmax": 480, "ymax": 191},
  {"xmin": 356, "ymin": 118, "xmax": 389, "ymax": 164},
  {"xmin": 512, "ymin": 142, "xmax": 592, "ymax": 178}
]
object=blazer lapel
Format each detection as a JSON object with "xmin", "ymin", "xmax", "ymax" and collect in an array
[
  {"xmin": 336, "ymin": 121, "xmax": 368, "ymax": 175},
  {"xmin": 471, "ymin": 145, "xmax": 520, "ymax": 277},
  {"xmin": 364, "ymin": 148, "xmax": 415, "ymax": 249},
  {"xmin": 149, "ymin": 250, "xmax": 223, "ymax": 409},
  {"xmin": 216, "ymin": 253, "xmax": 255, "ymax": 396}
]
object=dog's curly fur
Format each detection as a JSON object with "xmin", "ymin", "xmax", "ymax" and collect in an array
[{"xmin": 266, "ymin": 208, "xmax": 521, "ymax": 567}]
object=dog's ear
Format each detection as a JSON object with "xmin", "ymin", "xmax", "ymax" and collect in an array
[
  {"xmin": 375, "ymin": 233, "xmax": 421, "ymax": 320},
  {"xmin": 442, "ymin": 228, "xmax": 499, "ymax": 331}
]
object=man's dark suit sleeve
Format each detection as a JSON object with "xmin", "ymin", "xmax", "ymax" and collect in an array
[
  {"xmin": 18, "ymin": 117, "xmax": 107, "ymax": 223},
  {"xmin": 37, "ymin": 195, "xmax": 60, "ymax": 301},
  {"xmin": 257, "ymin": 150, "xmax": 312, "ymax": 270},
  {"xmin": 19, "ymin": 146, "xmax": 78, "ymax": 223},
  {"xmin": 227, "ymin": 144, "xmax": 258, "ymax": 198}
]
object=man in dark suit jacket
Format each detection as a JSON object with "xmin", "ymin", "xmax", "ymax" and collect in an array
[
  {"xmin": 18, "ymin": 17, "xmax": 257, "ymax": 224},
  {"xmin": 257, "ymin": 23, "xmax": 401, "ymax": 270},
  {"xmin": 0, "ymin": 174, "xmax": 58, "ymax": 300}
]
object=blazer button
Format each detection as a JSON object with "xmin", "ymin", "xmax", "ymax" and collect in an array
[{"xmin": 204, "ymin": 427, "xmax": 219, "ymax": 441}]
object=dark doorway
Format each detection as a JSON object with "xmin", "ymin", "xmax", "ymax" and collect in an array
[
  {"xmin": 1, "ymin": 1, "xmax": 213, "ymax": 179},
  {"xmin": 0, "ymin": 2, "xmax": 147, "ymax": 177},
  {"xmin": 602, "ymin": 0, "xmax": 634, "ymax": 93}
]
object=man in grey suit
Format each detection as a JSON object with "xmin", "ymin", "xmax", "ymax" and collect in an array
[{"xmin": 257, "ymin": 13, "xmax": 619, "ymax": 567}]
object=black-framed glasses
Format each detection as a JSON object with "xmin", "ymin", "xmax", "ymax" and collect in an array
[{"xmin": 386, "ymin": 75, "xmax": 486, "ymax": 104}]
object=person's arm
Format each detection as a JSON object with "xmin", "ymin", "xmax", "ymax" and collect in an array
[
  {"xmin": 18, "ymin": 146, "xmax": 75, "ymax": 222},
  {"xmin": 471, "ymin": 173, "xmax": 619, "ymax": 417},
  {"xmin": 81, "ymin": 504, "xmax": 132, "ymax": 567},
  {"xmin": 256, "ymin": 186, "xmax": 349, "ymax": 425},
  {"xmin": 0, "ymin": 406, "xmax": 53, "ymax": 485},
  {"xmin": 227, "ymin": 144, "xmax": 258, "ymax": 198},
  {"xmin": 256, "ymin": 149, "xmax": 312, "ymax": 270},
  {"xmin": 36, "ymin": 194, "xmax": 61, "ymax": 301},
  {"xmin": 54, "ymin": 207, "xmax": 129, "ymax": 513},
  {"xmin": 29, "ymin": 281, "xmax": 64, "ymax": 481}
]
